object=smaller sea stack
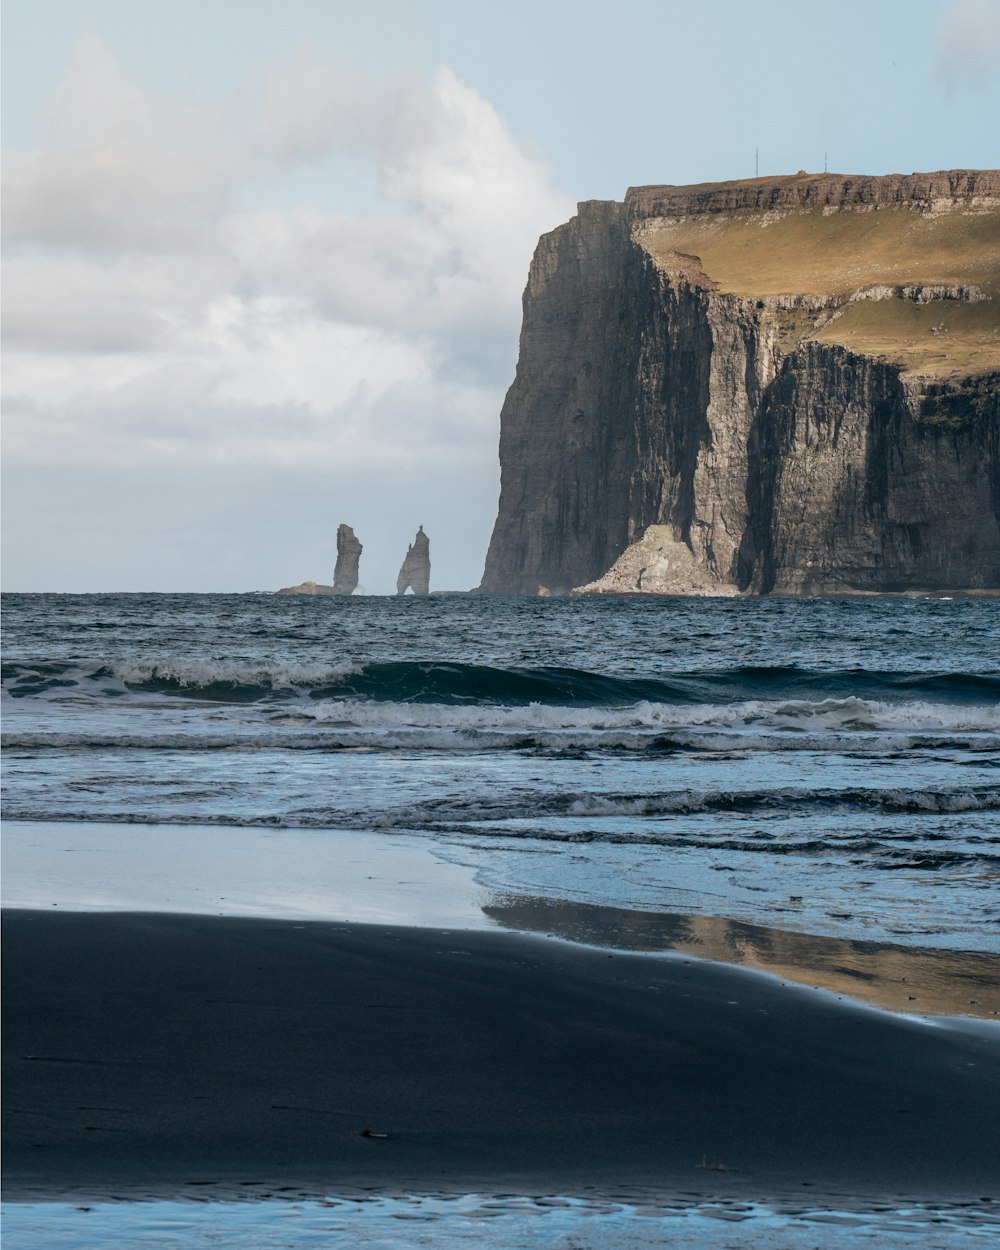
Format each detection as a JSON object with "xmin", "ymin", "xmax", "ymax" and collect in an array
[
  {"xmin": 333, "ymin": 524, "xmax": 363, "ymax": 595},
  {"xmin": 396, "ymin": 527, "xmax": 430, "ymax": 595}
]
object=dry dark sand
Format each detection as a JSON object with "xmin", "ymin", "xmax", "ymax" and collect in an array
[{"xmin": 4, "ymin": 909, "xmax": 999, "ymax": 1205}]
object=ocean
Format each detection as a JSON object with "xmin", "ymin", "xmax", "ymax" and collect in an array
[
  {"xmin": 3, "ymin": 592, "xmax": 998, "ymax": 952},
  {"xmin": 3, "ymin": 591, "xmax": 999, "ymax": 1248}
]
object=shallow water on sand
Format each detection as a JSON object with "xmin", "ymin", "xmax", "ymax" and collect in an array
[
  {"xmin": 4, "ymin": 1195, "xmax": 999, "ymax": 1249},
  {"xmin": 5, "ymin": 820, "xmax": 999, "ymax": 1018}
]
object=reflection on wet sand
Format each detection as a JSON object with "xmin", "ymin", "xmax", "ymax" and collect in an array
[{"xmin": 483, "ymin": 894, "xmax": 1000, "ymax": 1020}]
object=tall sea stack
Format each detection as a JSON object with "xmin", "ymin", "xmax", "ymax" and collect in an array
[
  {"xmin": 396, "ymin": 527, "xmax": 431, "ymax": 595},
  {"xmin": 479, "ymin": 170, "xmax": 1000, "ymax": 596},
  {"xmin": 332, "ymin": 524, "xmax": 363, "ymax": 595}
]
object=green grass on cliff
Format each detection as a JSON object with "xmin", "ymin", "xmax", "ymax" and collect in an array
[
  {"xmin": 639, "ymin": 205, "xmax": 999, "ymax": 295},
  {"xmin": 809, "ymin": 299, "xmax": 1000, "ymax": 377},
  {"xmin": 638, "ymin": 205, "xmax": 1000, "ymax": 376}
]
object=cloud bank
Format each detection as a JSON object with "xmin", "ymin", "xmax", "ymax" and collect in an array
[
  {"xmin": 3, "ymin": 33, "xmax": 574, "ymax": 481},
  {"xmin": 936, "ymin": 0, "xmax": 1000, "ymax": 91}
]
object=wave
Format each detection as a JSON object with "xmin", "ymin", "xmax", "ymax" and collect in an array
[
  {"xmin": 4, "ymin": 789, "xmax": 999, "ymax": 852},
  {"xmin": 293, "ymin": 695, "xmax": 1000, "ymax": 734},
  {"xmin": 5, "ymin": 703, "xmax": 1000, "ymax": 755},
  {"xmin": 355, "ymin": 785, "xmax": 1000, "ymax": 822},
  {"xmin": 4, "ymin": 658, "xmax": 1000, "ymax": 709},
  {"xmin": 6, "ymin": 731, "xmax": 1000, "ymax": 760},
  {"xmin": 1, "ymin": 658, "xmax": 364, "ymax": 703},
  {"xmin": 561, "ymin": 787, "xmax": 1000, "ymax": 817}
]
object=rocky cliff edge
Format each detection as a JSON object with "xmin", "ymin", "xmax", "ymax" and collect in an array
[{"xmin": 479, "ymin": 170, "xmax": 1000, "ymax": 596}]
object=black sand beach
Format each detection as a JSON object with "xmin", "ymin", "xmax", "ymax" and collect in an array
[{"xmin": 4, "ymin": 909, "xmax": 999, "ymax": 1205}]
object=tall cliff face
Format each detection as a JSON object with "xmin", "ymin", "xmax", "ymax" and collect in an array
[
  {"xmin": 479, "ymin": 203, "xmax": 646, "ymax": 592},
  {"xmin": 480, "ymin": 171, "xmax": 1000, "ymax": 595}
]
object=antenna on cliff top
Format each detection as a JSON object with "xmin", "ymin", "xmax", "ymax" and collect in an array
[
  {"xmin": 824, "ymin": 150, "xmax": 828, "ymax": 174},
  {"xmin": 755, "ymin": 148, "xmax": 759, "ymax": 178}
]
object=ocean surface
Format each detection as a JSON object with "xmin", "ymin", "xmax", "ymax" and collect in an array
[{"xmin": 3, "ymin": 592, "xmax": 999, "ymax": 954}]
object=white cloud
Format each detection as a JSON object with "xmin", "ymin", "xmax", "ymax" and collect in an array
[
  {"xmin": 937, "ymin": 0, "xmax": 1000, "ymax": 91},
  {"xmin": 2, "ymin": 34, "xmax": 574, "ymax": 481},
  {"xmin": 255, "ymin": 44, "xmax": 387, "ymax": 160},
  {"xmin": 2, "ymin": 341, "xmax": 497, "ymax": 475},
  {"xmin": 208, "ymin": 296, "xmax": 430, "ymax": 414},
  {"xmin": 2, "ymin": 252, "xmax": 230, "ymax": 354},
  {"xmin": 3, "ymin": 31, "xmax": 243, "ymax": 251}
]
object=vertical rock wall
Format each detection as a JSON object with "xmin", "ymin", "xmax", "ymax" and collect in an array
[
  {"xmin": 740, "ymin": 350, "xmax": 1000, "ymax": 593},
  {"xmin": 479, "ymin": 183, "xmax": 1000, "ymax": 596},
  {"xmin": 480, "ymin": 202, "xmax": 644, "ymax": 593}
]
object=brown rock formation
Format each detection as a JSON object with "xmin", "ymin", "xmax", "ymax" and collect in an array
[
  {"xmin": 333, "ymin": 524, "xmax": 363, "ymax": 595},
  {"xmin": 274, "ymin": 580, "xmax": 336, "ymax": 596},
  {"xmin": 396, "ymin": 527, "xmax": 431, "ymax": 595},
  {"xmin": 479, "ymin": 170, "xmax": 1000, "ymax": 595},
  {"xmin": 574, "ymin": 526, "xmax": 739, "ymax": 596},
  {"xmin": 623, "ymin": 168, "xmax": 1000, "ymax": 219}
]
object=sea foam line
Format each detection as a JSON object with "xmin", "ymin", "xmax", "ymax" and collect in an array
[
  {"xmin": 5, "ymin": 784, "xmax": 1000, "ymax": 826},
  {"xmin": 4, "ymin": 721, "xmax": 1000, "ymax": 755},
  {"xmin": 296, "ymin": 695, "xmax": 1000, "ymax": 733}
]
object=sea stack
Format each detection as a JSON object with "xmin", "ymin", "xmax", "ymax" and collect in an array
[
  {"xmin": 332, "ymin": 524, "xmax": 363, "ymax": 595},
  {"xmin": 396, "ymin": 527, "xmax": 431, "ymax": 595}
]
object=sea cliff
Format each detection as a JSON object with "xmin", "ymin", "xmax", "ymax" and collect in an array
[{"xmin": 479, "ymin": 170, "xmax": 1000, "ymax": 595}]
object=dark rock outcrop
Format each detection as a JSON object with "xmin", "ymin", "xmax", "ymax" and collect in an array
[
  {"xmin": 396, "ymin": 527, "xmax": 431, "ymax": 595},
  {"xmin": 333, "ymin": 524, "xmax": 363, "ymax": 595},
  {"xmin": 479, "ymin": 171, "xmax": 1000, "ymax": 595}
]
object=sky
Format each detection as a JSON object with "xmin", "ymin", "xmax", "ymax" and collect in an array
[{"xmin": 3, "ymin": 0, "xmax": 999, "ymax": 593}]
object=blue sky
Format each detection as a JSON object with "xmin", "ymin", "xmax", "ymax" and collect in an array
[{"xmin": 3, "ymin": 0, "xmax": 999, "ymax": 591}]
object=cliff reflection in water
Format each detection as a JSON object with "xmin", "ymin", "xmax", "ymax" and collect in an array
[{"xmin": 483, "ymin": 894, "xmax": 999, "ymax": 1020}]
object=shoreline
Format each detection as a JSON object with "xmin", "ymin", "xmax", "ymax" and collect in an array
[
  {"xmin": 5, "ymin": 908, "xmax": 999, "ymax": 1206},
  {"xmin": 5, "ymin": 819, "xmax": 998, "ymax": 1021}
]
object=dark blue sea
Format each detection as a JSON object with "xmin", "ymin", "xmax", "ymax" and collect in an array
[{"xmin": 3, "ymin": 592, "xmax": 999, "ymax": 1248}]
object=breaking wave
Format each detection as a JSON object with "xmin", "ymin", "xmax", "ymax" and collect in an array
[
  {"xmin": 294, "ymin": 694, "xmax": 1000, "ymax": 735},
  {"xmin": 5, "ymin": 658, "xmax": 997, "ymax": 759},
  {"xmin": 1, "ymin": 658, "xmax": 364, "ymax": 703},
  {"xmin": 4, "ymin": 658, "xmax": 999, "ymax": 709}
]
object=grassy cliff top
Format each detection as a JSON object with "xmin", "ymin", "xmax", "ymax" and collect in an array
[{"xmin": 629, "ymin": 171, "xmax": 1000, "ymax": 377}]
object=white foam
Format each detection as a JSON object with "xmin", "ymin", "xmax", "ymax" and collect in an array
[
  {"xmin": 5, "ymin": 722, "xmax": 999, "ymax": 756},
  {"xmin": 108, "ymin": 657, "xmax": 364, "ymax": 688},
  {"xmin": 300, "ymin": 695, "xmax": 1000, "ymax": 733}
]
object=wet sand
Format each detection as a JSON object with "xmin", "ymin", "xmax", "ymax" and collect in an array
[
  {"xmin": 486, "ymin": 894, "xmax": 1000, "ymax": 1019},
  {"xmin": 4, "ymin": 908, "xmax": 999, "ymax": 1204}
]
